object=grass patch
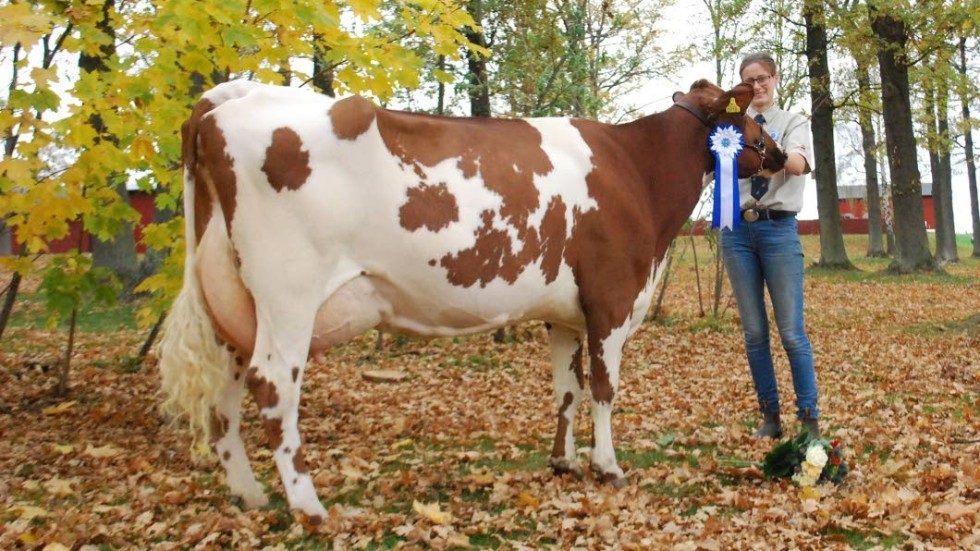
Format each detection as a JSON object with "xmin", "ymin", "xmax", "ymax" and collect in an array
[
  {"xmin": 464, "ymin": 450, "xmax": 550, "ymax": 474},
  {"xmin": 687, "ymin": 315, "xmax": 735, "ymax": 334},
  {"xmin": 821, "ymin": 526, "xmax": 907, "ymax": 549},
  {"xmin": 6, "ymin": 290, "xmax": 141, "ymax": 333},
  {"xmin": 806, "ymin": 264, "xmax": 976, "ymax": 284}
]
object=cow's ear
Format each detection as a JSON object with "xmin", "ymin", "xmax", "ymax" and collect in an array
[
  {"xmin": 706, "ymin": 83, "xmax": 752, "ymax": 119},
  {"xmin": 729, "ymin": 82, "xmax": 753, "ymax": 112}
]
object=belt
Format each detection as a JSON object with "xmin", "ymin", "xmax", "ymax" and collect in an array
[{"xmin": 741, "ymin": 208, "xmax": 796, "ymax": 222}]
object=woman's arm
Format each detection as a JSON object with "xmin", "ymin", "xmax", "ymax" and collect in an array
[{"xmin": 783, "ymin": 151, "xmax": 809, "ymax": 176}]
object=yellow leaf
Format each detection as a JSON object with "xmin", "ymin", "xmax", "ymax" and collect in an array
[
  {"xmin": 0, "ymin": 4, "xmax": 54, "ymax": 50},
  {"xmin": 51, "ymin": 444, "xmax": 75, "ymax": 455},
  {"xmin": 445, "ymin": 534, "xmax": 471, "ymax": 548},
  {"xmin": 518, "ymin": 490, "xmax": 541, "ymax": 510},
  {"xmin": 84, "ymin": 444, "xmax": 122, "ymax": 458},
  {"xmin": 131, "ymin": 134, "xmax": 156, "ymax": 162},
  {"xmin": 799, "ymin": 486, "xmax": 822, "ymax": 502},
  {"xmin": 392, "ymin": 438, "xmax": 414, "ymax": 449},
  {"xmin": 13, "ymin": 505, "xmax": 49, "ymax": 520},
  {"xmin": 463, "ymin": 472, "xmax": 495, "ymax": 487},
  {"xmin": 412, "ymin": 500, "xmax": 452, "ymax": 525},
  {"xmin": 348, "ymin": 0, "xmax": 381, "ymax": 20},
  {"xmin": 43, "ymin": 401, "xmax": 77, "ymax": 415},
  {"xmin": 43, "ymin": 478, "xmax": 76, "ymax": 497}
]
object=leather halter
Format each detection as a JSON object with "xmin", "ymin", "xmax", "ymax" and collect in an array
[
  {"xmin": 673, "ymin": 100, "xmax": 712, "ymax": 127},
  {"xmin": 673, "ymin": 98, "xmax": 769, "ymax": 176}
]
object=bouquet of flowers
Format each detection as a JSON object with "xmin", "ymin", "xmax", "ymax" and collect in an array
[{"xmin": 762, "ymin": 431, "xmax": 849, "ymax": 487}]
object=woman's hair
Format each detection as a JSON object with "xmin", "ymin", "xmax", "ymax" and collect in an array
[{"xmin": 739, "ymin": 52, "xmax": 778, "ymax": 78}]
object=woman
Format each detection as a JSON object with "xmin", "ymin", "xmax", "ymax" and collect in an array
[{"xmin": 723, "ymin": 52, "xmax": 820, "ymax": 439}]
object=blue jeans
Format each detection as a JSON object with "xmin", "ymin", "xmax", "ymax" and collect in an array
[{"xmin": 721, "ymin": 217, "xmax": 819, "ymax": 420}]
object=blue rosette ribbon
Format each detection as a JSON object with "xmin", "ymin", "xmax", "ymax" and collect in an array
[{"xmin": 709, "ymin": 125, "xmax": 744, "ymax": 230}]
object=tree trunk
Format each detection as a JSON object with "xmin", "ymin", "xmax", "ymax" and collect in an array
[
  {"xmin": 80, "ymin": 0, "xmax": 140, "ymax": 290},
  {"xmin": 436, "ymin": 55, "xmax": 446, "ymax": 115},
  {"xmin": 869, "ymin": 4, "xmax": 935, "ymax": 273},
  {"xmin": 312, "ymin": 38, "xmax": 336, "ymax": 98},
  {"xmin": 0, "ymin": 272, "xmax": 22, "ymax": 342},
  {"xmin": 927, "ymin": 80, "xmax": 958, "ymax": 264},
  {"xmin": 804, "ymin": 1, "xmax": 852, "ymax": 269},
  {"xmin": 465, "ymin": 0, "xmax": 491, "ymax": 117},
  {"xmin": 959, "ymin": 38, "xmax": 980, "ymax": 258},
  {"xmin": 2, "ymin": 45, "xmax": 21, "ymax": 257},
  {"xmin": 855, "ymin": 63, "xmax": 886, "ymax": 257}
]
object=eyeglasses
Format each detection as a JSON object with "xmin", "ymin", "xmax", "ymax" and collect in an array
[{"xmin": 744, "ymin": 74, "xmax": 773, "ymax": 87}]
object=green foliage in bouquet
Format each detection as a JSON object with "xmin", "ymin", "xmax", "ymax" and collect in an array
[{"xmin": 762, "ymin": 431, "xmax": 849, "ymax": 486}]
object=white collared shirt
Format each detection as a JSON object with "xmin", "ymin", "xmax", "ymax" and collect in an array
[{"xmin": 740, "ymin": 106, "xmax": 815, "ymax": 213}]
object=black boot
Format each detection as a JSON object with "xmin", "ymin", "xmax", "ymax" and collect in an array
[
  {"xmin": 801, "ymin": 411, "xmax": 820, "ymax": 439},
  {"xmin": 753, "ymin": 405, "xmax": 783, "ymax": 439}
]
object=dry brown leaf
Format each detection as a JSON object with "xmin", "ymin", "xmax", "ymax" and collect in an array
[
  {"xmin": 84, "ymin": 444, "xmax": 122, "ymax": 458},
  {"xmin": 413, "ymin": 500, "xmax": 452, "ymax": 525},
  {"xmin": 935, "ymin": 501, "xmax": 979, "ymax": 521},
  {"xmin": 42, "ymin": 401, "xmax": 76, "ymax": 415},
  {"xmin": 42, "ymin": 478, "xmax": 76, "ymax": 497}
]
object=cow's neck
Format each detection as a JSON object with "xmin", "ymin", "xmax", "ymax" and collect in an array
[{"xmin": 622, "ymin": 107, "xmax": 714, "ymax": 229}]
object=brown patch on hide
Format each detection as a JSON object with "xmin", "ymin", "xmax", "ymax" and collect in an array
[
  {"xmin": 263, "ymin": 127, "xmax": 312, "ymax": 192},
  {"xmin": 292, "ymin": 446, "xmax": 309, "ymax": 474},
  {"xmin": 197, "ymin": 114, "xmax": 239, "ymax": 235},
  {"xmin": 182, "ymin": 98, "xmax": 217, "ymax": 243},
  {"xmin": 399, "ymin": 183, "xmax": 459, "ymax": 232},
  {"xmin": 538, "ymin": 195, "xmax": 568, "ymax": 283},
  {"xmin": 209, "ymin": 411, "xmax": 230, "ymax": 443},
  {"xmin": 263, "ymin": 417, "xmax": 284, "ymax": 450},
  {"xmin": 374, "ymin": 109, "xmax": 558, "ymax": 286},
  {"xmin": 245, "ymin": 367, "xmax": 280, "ymax": 410},
  {"xmin": 329, "ymin": 96, "xmax": 377, "ymax": 140},
  {"xmin": 571, "ymin": 342, "xmax": 585, "ymax": 389},
  {"xmin": 551, "ymin": 392, "xmax": 575, "ymax": 460}
]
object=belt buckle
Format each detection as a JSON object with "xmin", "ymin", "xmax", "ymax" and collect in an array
[{"xmin": 742, "ymin": 208, "xmax": 759, "ymax": 222}]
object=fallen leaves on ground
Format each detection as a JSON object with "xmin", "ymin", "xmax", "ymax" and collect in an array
[{"xmin": 1, "ymin": 239, "xmax": 978, "ymax": 549}]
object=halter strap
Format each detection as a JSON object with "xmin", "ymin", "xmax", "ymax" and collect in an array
[{"xmin": 673, "ymin": 100, "xmax": 712, "ymax": 127}]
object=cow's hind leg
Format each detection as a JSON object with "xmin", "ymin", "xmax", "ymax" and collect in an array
[
  {"xmin": 212, "ymin": 351, "xmax": 268, "ymax": 509},
  {"xmin": 243, "ymin": 297, "xmax": 327, "ymax": 522},
  {"xmin": 587, "ymin": 317, "xmax": 632, "ymax": 488},
  {"xmin": 547, "ymin": 325, "xmax": 586, "ymax": 477}
]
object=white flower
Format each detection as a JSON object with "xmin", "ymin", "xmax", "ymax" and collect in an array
[
  {"xmin": 803, "ymin": 461, "xmax": 822, "ymax": 479},
  {"xmin": 792, "ymin": 471, "xmax": 817, "ymax": 487},
  {"xmin": 805, "ymin": 444, "xmax": 829, "ymax": 469},
  {"xmin": 708, "ymin": 125, "xmax": 744, "ymax": 159}
]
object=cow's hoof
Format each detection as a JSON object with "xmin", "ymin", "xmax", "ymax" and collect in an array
[
  {"xmin": 293, "ymin": 503, "xmax": 328, "ymax": 527},
  {"xmin": 591, "ymin": 464, "xmax": 628, "ymax": 488},
  {"xmin": 231, "ymin": 489, "xmax": 270, "ymax": 510},
  {"xmin": 549, "ymin": 457, "xmax": 583, "ymax": 478}
]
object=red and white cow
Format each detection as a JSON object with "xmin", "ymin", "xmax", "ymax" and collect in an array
[{"xmin": 158, "ymin": 78, "xmax": 785, "ymax": 522}]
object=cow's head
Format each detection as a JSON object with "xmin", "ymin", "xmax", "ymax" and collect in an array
[{"xmin": 673, "ymin": 80, "xmax": 787, "ymax": 178}]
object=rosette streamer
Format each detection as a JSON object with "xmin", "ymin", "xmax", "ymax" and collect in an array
[{"xmin": 709, "ymin": 125, "xmax": 743, "ymax": 230}]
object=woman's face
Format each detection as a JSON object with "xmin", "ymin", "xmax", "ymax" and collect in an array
[{"xmin": 741, "ymin": 62, "xmax": 777, "ymax": 111}]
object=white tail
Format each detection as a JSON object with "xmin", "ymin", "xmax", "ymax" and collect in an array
[
  {"xmin": 156, "ymin": 267, "xmax": 231, "ymax": 446},
  {"xmin": 156, "ymin": 83, "xmax": 263, "ymax": 446}
]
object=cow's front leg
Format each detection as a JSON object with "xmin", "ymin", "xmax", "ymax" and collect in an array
[
  {"xmin": 246, "ymin": 333, "xmax": 326, "ymax": 523},
  {"xmin": 547, "ymin": 325, "xmax": 586, "ymax": 477},
  {"xmin": 212, "ymin": 352, "xmax": 268, "ymax": 509},
  {"xmin": 587, "ymin": 317, "xmax": 631, "ymax": 488}
]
